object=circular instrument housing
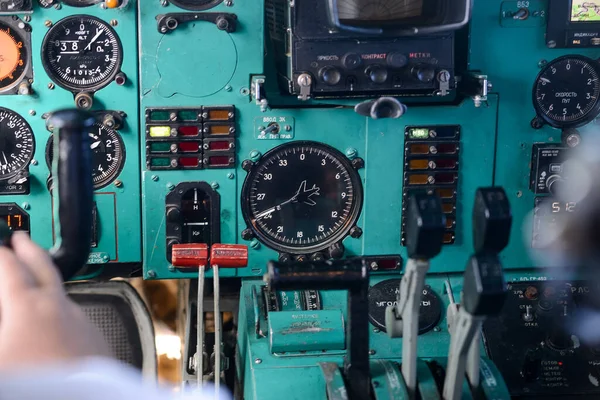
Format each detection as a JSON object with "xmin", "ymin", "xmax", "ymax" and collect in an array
[
  {"xmin": 533, "ymin": 55, "xmax": 600, "ymax": 129},
  {"xmin": 0, "ymin": 17, "xmax": 31, "ymax": 94},
  {"xmin": 46, "ymin": 122, "xmax": 126, "ymax": 189},
  {"xmin": 41, "ymin": 15, "xmax": 123, "ymax": 92},
  {"xmin": 169, "ymin": 0, "xmax": 223, "ymax": 11},
  {"xmin": 241, "ymin": 141, "xmax": 363, "ymax": 255},
  {"xmin": 0, "ymin": 107, "xmax": 35, "ymax": 180}
]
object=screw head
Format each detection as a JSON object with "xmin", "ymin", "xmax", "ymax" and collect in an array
[
  {"xmin": 285, "ymin": 125, "xmax": 292, "ymax": 132},
  {"xmin": 114, "ymin": 180, "xmax": 123, "ymax": 188},
  {"xmin": 369, "ymin": 349, "xmax": 376, "ymax": 355},
  {"xmin": 225, "ymin": 85, "xmax": 232, "ymax": 92},
  {"xmin": 211, "ymin": 181, "xmax": 219, "ymax": 190},
  {"xmin": 227, "ymin": 172, "xmax": 235, "ymax": 179},
  {"xmin": 349, "ymin": 226, "xmax": 363, "ymax": 239},
  {"xmin": 44, "ymin": 20, "xmax": 52, "ymax": 27},
  {"xmin": 151, "ymin": 175, "xmax": 159, "ymax": 181},
  {"xmin": 47, "ymin": 83, "xmax": 55, "ymax": 90},
  {"xmin": 30, "ymin": 159, "xmax": 38, "ymax": 166},
  {"xmin": 373, "ymin": 328, "xmax": 380, "ymax": 333},
  {"xmin": 250, "ymin": 239, "xmax": 260, "ymax": 249},
  {"xmin": 429, "ymin": 145, "xmax": 438, "ymax": 155},
  {"xmin": 110, "ymin": 20, "xmax": 118, "ymax": 27},
  {"xmin": 351, "ymin": 157, "xmax": 365, "ymax": 170},
  {"xmin": 147, "ymin": 270, "xmax": 157, "ymax": 279},
  {"xmin": 22, "ymin": 202, "xmax": 30, "ymax": 210},
  {"xmin": 345, "ymin": 148, "xmax": 357, "ymax": 159},
  {"xmin": 433, "ymin": 326, "xmax": 442, "ymax": 332},
  {"xmin": 241, "ymin": 229, "xmax": 254, "ymax": 241},
  {"xmin": 168, "ymin": 265, "xmax": 175, "ymax": 272},
  {"xmin": 278, "ymin": 253, "xmax": 291, "ymax": 263},
  {"xmin": 254, "ymin": 358, "xmax": 262, "ymax": 364},
  {"xmin": 167, "ymin": 183, "xmax": 175, "ymax": 191},
  {"xmin": 249, "ymin": 150, "xmax": 261, "ymax": 162},
  {"xmin": 427, "ymin": 176, "xmax": 436, "ymax": 184}
]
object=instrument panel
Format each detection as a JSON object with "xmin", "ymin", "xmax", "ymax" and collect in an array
[{"xmin": 2, "ymin": 0, "xmax": 600, "ymax": 397}]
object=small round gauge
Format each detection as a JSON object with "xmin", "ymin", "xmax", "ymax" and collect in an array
[
  {"xmin": 0, "ymin": 108, "xmax": 35, "ymax": 180},
  {"xmin": 46, "ymin": 122, "xmax": 125, "ymax": 189},
  {"xmin": 61, "ymin": 0, "xmax": 102, "ymax": 7},
  {"xmin": 533, "ymin": 55, "xmax": 600, "ymax": 129},
  {"xmin": 41, "ymin": 15, "xmax": 123, "ymax": 92},
  {"xmin": 170, "ymin": 0, "xmax": 223, "ymax": 11},
  {"xmin": 0, "ymin": 21, "xmax": 29, "ymax": 93},
  {"xmin": 241, "ymin": 141, "xmax": 363, "ymax": 254}
]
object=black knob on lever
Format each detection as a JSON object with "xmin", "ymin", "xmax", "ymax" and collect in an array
[
  {"xmin": 405, "ymin": 190, "xmax": 446, "ymax": 260},
  {"xmin": 472, "ymin": 187, "xmax": 512, "ymax": 254},
  {"xmin": 48, "ymin": 110, "xmax": 95, "ymax": 281}
]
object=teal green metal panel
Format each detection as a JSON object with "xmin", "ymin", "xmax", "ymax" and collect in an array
[{"xmin": 0, "ymin": 3, "xmax": 141, "ymax": 267}]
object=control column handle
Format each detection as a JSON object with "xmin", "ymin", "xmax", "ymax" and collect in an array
[
  {"xmin": 266, "ymin": 259, "xmax": 370, "ymax": 400},
  {"xmin": 385, "ymin": 191, "xmax": 446, "ymax": 397},
  {"xmin": 472, "ymin": 187, "xmax": 512, "ymax": 254},
  {"xmin": 48, "ymin": 110, "xmax": 95, "ymax": 281}
]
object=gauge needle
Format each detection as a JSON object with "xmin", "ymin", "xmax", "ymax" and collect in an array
[
  {"xmin": 1, "ymin": 152, "xmax": 7, "ymax": 165},
  {"xmin": 90, "ymin": 141, "xmax": 101, "ymax": 150},
  {"xmin": 540, "ymin": 77, "xmax": 551, "ymax": 84},
  {"xmin": 85, "ymin": 28, "xmax": 104, "ymax": 51},
  {"xmin": 254, "ymin": 180, "xmax": 320, "ymax": 221}
]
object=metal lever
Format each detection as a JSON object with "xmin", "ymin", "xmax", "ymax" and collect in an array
[
  {"xmin": 443, "ymin": 187, "xmax": 511, "ymax": 400},
  {"xmin": 266, "ymin": 259, "xmax": 370, "ymax": 400},
  {"xmin": 385, "ymin": 191, "xmax": 445, "ymax": 398}
]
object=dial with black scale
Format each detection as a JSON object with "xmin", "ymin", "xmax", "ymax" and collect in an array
[
  {"xmin": 241, "ymin": 141, "xmax": 363, "ymax": 254},
  {"xmin": 0, "ymin": 19, "xmax": 29, "ymax": 93},
  {"xmin": 46, "ymin": 123, "xmax": 125, "ymax": 189},
  {"xmin": 533, "ymin": 55, "xmax": 600, "ymax": 129},
  {"xmin": 169, "ymin": 0, "xmax": 223, "ymax": 10},
  {"xmin": 0, "ymin": 108, "xmax": 34, "ymax": 180},
  {"xmin": 41, "ymin": 15, "xmax": 123, "ymax": 92}
]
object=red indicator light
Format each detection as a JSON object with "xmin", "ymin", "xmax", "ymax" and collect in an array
[
  {"xmin": 437, "ymin": 143, "xmax": 457, "ymax": 154},
  {"xmin": 178, "ymin": 141, "xmax": 200, "ymax": 153},
  {"xmin": 179, "ymin": 157, "xmax": 199, "ymax": 167},
  {"xmin": 208, "ymin": 155, "xmax": 232, "ymax": 167},
  {"xmin": 558, "ymin": 362, "xmax": 563, "ymax": 366},
  {"xmin": 178, "ymin": 126, "xmax": 199, "ymax": 136},
  {"xmin": 435, "ymin": 173, "xmax": 457, "ymax": 184},
  {"xmin": 209, "ymin": 141, "xmax": 231, "ymax": 151}
]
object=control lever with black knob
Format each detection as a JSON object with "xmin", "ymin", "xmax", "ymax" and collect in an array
[
  {"xmin": 265, "ymin": 258, "xmax": 371, "ymax": 400},
  {"xmin": 385, "ymin": 191, "xmax": 446, "ymax": 398},
  {"xmin": 0, "ymin": 110, "xmax": 94, "ymax": 281},
  {"xmin": 443, "ymin": 187, "xmax": 511, "ymax": 400}
]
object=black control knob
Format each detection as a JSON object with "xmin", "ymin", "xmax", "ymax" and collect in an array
[
  {"xmin": 343, "ymin": 53, "xmax": 362, "ymax": 70},
  {"xmin": 166, "ymin": 206, "xmax": 182, "ymax": 223},
  {"xmin": 547, "ymin": 303, "xmax": 574, "ymax": 351},
  {"xmin": 546, "ymin": 174, "xmax": 564, "ymax": 195},
  {"xmin": 319, "ymin": 66, "xmax": 341, "ymax": 85},
  {"xmin": 412, "ymin": 65, "xmax": 436, "ymax": 83},
  {"xmin": 366, "ymin": 65, "xmax": 388, "ymax": 84},
  {"xmin": 387, "ymin": 52, "xmax": 408, "ymax": 69}
]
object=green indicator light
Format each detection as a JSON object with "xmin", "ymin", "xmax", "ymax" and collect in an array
[
  {"xmin": 178, "ymin": 110, "xmax": 198, "ymax": 121},
  {"xmin": 150, "ymin": 110, "xmax": 170, "ymax": 121},
  {"xmin": 150, "ymin": 142, "xmax": 172, "ymax": 153},
  {"xmin": 408, "ymin": 128, "xmax": 430, "ymax": 139},
  {"xmin": 150, "ymin": 157, "xmax": 172, "ymax": 167}
]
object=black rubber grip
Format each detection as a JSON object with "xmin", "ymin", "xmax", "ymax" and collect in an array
[
  {"xmin": 266, "ymin": 259, "xmax": 368, "ymax": 291},
  {"xmin": 48, "ymin": 110, "xmax": 95, "ymax": 281}
]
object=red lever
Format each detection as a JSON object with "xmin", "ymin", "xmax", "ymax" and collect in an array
[
  {"xmin": 171, "ymin": 243, "xmax": 209, "ymax": 268},
  {"xmin": 210, "ymin": 244, "xmax": 248, "ymax": 268}
]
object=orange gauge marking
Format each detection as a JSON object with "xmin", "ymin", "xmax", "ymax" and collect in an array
[{"xmin": 0, "ymin": 28, "xmax": 20, "ymax": 81}]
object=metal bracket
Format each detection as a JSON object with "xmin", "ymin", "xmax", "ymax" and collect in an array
[{"xmin": 157, "ymin": 12, "xmax": 237, "ymax": 34}]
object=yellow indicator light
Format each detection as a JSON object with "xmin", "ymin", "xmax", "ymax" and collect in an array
[
  {"xmin": 105, "ymin": 0, "xmax": 120, "ymax": 8},
  {"xmin": 149, "ymin": 126, "xmax": 171, "ymax": 137}
]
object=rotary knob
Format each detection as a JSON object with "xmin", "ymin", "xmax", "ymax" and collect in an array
[
  {"xmin": 412, "ymin": 65, "xmax": 436, "ymax": 83},
  {"xmin": 366, "ymin": 65, "xmax": 388, "ymax": 84},
  {"xmin": 343, "ymin": 53, "xmax": 362, "ymax": 70},
  {"xmin": 319, "ymin": 66, "xmax": 342, "ymax": 85},
  {"xmin": 546, "ymin": 174, "xmax": 564, "ymax": 195},
  {"xmin": 387, "ymin": 52, "xmax": 408, "ymax": 69}
]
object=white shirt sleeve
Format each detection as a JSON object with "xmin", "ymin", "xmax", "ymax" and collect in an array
[{"xmin": 0, "ymin": 357, "xmax": 231, "ymax": 400}]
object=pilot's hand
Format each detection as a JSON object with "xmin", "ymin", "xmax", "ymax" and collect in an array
[{"xmin": 0, "ymin": 232, "xmax": 110, "ymax": 369}]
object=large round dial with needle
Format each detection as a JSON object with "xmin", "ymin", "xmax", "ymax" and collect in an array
[
  {"xmin": 241, "ymin": 141, "xmax": 363, "ymax": 254},
  {"xmin": 0, "ymin": 108, "xmax": 34, "ymax": 180},
  {"xmin": 41, "ymin": 15, "xmax": 123, "ymax": 92},
  {"xmin": 533, "ymin": 55, "xmax": 600, "ymax": 129},
  {"xmin": 46, "ymin": 122, "xmax": 125, "ymax": 189}
]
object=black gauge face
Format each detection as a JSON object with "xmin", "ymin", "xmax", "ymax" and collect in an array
[
  {"xmin": 0, "ymin": 21, "xmax": 28, "ymax": 92},
  {"xmin": 533, "ymin": 55, "xmax": 600, "ymax": 129},
  {"xmin": 170, "ymin": 0, "xmax": 223, "ymax": 10},
  {"xmin": 61, "ymin": 0, "xmax": 102, "ymax": 7},
  {"xmin": 41, "ymin": 15, "xmax": 123, "ymax": 92},
  {"xmin": 0, "ymin": 108, "xmax": 34, "ymax": 180},
  {"xmin": 241, "ymin": 141, "xmax": 363, "ymax": 254},
  {"xmin": 46, "ymin": 123, "xmax": 125, "ymax": 189}
]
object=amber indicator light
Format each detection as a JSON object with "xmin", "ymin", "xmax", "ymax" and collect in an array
[
  {"xmin": 442, "ymin": 203, "xmax": 454, "ymax": 213},
  {"xmin": 408, "ymin": 159, "xmax": 429, "ymax": 170},
  {"xmin": 208, "ymin": 110, "xmax": 231, "ymax": 121},
  {"xmin": 435, "ymin": 188, "xmax": 455, "ymax": 199},
  {"xmin": 443, "ymin": 233, "xmax": 455, "ymax": 244},
  {"xmin": 207, "ymin": 125, "xmax": 232, "ymax": 135},
  {"xmin": 408, "ymin": 174, "xmax": 429, "ymax": 185},
  {"xmin": 409, "ymin": 144, "xmax": 430, "ymax": 154}
]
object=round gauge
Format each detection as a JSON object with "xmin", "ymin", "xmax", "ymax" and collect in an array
[
  {"xmin": 533, "ymin": 55, "xmax": 600, "ymax": 129},
  {"xmin": 368, "ymin": 279, "xmax": 442, "ymax": 334},
  {"xmin": 0, "ymin": 21, "xmax": 29, "ymax": 93},
  {"xmin": 41, "ymin": 15, "xmax": 123, "ymax": 92},
  {"xmin": 241, "ymin": 141, "xmax": 363, "ymax": 254},
  {"xmin": 0, "ymin": 1, "xmax": 25, "ymax": 11},
  {"xmin": 46, "ymin": 122, "xmax": 125, "ymax": 189},
  {"xmin": 169, "ymin": 0, "xmax": 222, "ymax": 11},
  {"xmin": 0, "ymin": 108, "xmax": 35, "ymax": 180},
  {"xmin": 61, "ymin": 0, "xmax": 102, "ymax": 7}
]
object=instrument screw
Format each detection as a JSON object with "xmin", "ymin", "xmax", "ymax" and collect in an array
[
  {"xmin": 433, "ymin": 326, "xmax": 442, "ymax": 332},
  {"xmin": 241, "ymin": 229, "xmax": 254, "ymax": 241},
  {"xmin": 250, "ymin": 239, "xmax": 260, "ymax": 249},
  {"xmin": 349, "ymin": 226, "xmax": 363, "ymax": 239},
  {"xmin": 227, "ymin": 173, "xmax": 235, "ymax": 179},
  {"xmin": 254, "ymin": 358, "xmax": 262, "ymax": 364},
  {"xmin": 211, "ymin": 182, "xmax": 219, "ymax": 190},
  {"xmin": 147, "ymin": 270, "xmax": 157, "ymax": 279},
  {"xmin": 151, "ymin": 175, "xmax": 159, "ymax": 181},
  {"xmin": 44, "ymin": 20, "xmax": 52, "ymax": 28},
  {"xmin": 369, "ymin": 349, "xmax": 376, "ymax": 355}
]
